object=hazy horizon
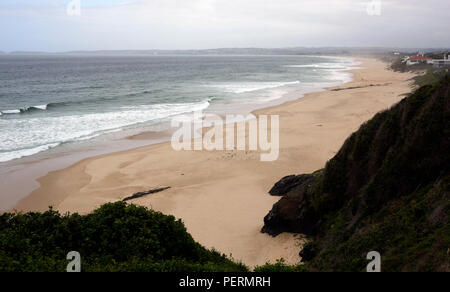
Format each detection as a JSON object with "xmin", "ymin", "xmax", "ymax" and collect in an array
[
  {"xmin": 1, "ymin": 46, "xmax": 450, "ymax": 55},
  {"xmin": 1, "ymin": 0, "xmax": 449, "ymax": 52}
]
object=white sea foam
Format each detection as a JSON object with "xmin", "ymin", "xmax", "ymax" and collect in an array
[
  {"xmin": 0, "ymin": 104, "xmax": 49, "ymax": 115},
  {"xmin": 0, "ymin": 143, "xmax": 60, "ymax": 163},
  {"xmin": 0, "ymin": 100, "xmax": 210, "ymax": 163},
  {"xmin": 287, "ymin": 59, "xmax": 359, "ymax": 86},
  {"xmin": 33, "ymin": 104, "xmax": 48, "ymax": 110},
  {"xmin": 208, "ymin": 81, "xmax": 301, "ymax": 94},
  {"xmin": 284, "ymin": 63, "xmax": 350, "ymax": 70},
  {"xmin": 0, "ymin": 109, "xmax": 21, "ymax": 115}
]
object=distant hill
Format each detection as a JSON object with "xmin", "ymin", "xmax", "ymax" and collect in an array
[
  {"xmin": 4, "ymin": 47, "xmax": 450, "ymax": 56},
  {"xmin": 262, "ymin": 76, "xmax": 450, "ymax": 272}
]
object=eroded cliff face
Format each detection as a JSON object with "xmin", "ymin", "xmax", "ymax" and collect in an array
[{"xmin": 263, "ymin": 77, "xmax": 450, "ymax": 272}]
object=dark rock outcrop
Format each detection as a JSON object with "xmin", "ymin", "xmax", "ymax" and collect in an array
[
  {"xmin": 269, "ymin": 172, "xmax": 320, "ymax": 197},
  {"xmin": 262, "ymin": 173, "xmax": 320, "ymax": 236},
  {"xmin": 122, "ymin": 187, "xmax": 171, "ymax": 202}
]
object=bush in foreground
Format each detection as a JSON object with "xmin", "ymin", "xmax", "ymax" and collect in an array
[
  {"xmin": 254, "ymin": 259, "xmax": 310, "ymax": 272},
  {"xmin": 0, "ymin": 202, "xmax": 248, "ymax": 272}
]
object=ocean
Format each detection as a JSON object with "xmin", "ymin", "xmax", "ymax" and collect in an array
[{"xmin": 0, "ymin": 55, "xmax": 356, "ymax": 163}]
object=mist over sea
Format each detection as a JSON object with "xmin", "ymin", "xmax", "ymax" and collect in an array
[{"xmin": 0, "ymin": 55, "xmax": 356, "ymax": 163}]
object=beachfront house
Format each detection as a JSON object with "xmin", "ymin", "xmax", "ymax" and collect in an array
[
  {"xmin": 404, "ymin": 55, "xmax": 434, "ymax": 66},
  {"xmin": 433, "ymin": 54, "xmax": 450, "ymax": 68}
]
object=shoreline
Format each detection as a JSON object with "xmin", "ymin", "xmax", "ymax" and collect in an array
[
  {"xmin": 8, "ymin": 57, "xmax": 416, "ymax": 267},
  {"xmin": 0, "ymin": 55, "xmax": 355, "ymax": 211}
]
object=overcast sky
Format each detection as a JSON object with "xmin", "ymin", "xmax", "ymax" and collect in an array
[{"xmin": 0, "ymin": 0, "xmax": 449, "ymax": 52}]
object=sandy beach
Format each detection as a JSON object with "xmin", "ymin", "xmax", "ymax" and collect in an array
[{"xmin": 12, "ymin": 57, "xmax": 416, "ymax": 267}]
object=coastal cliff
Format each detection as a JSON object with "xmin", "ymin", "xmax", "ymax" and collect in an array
[{"xmin": 262, "ymin": 76, "xmax": 450, "ymax": 272}]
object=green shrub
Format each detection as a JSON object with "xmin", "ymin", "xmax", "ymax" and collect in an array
[
  {"xmin": 0, "ymin": 202, "xmax": 248, "ymax": 272},
  {"xmin": 254, "ymin": 259, "xmax": 310, "ymax": 273}
]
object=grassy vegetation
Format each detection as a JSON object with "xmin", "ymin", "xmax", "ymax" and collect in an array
[
  {"xmin": 309, "ymin": 177, "xmax": 449, "ymax": 272},
  {"xmin": 390, "ymin": 57, "xmax": 431, "ymax": 73},
  {"xmin": 0, "ymin": 202, "xmax": 248, "ymax": 272},
  {"xmin": 306, "ymin": 75, "xmax": 450, "ymax": 272},
  {"xmin": 388, "ymin": 55, "xmax": 448, "ymax": 87},
  {"xmin": 263, "ymin": 74, "xmax": 450, "ymax": 272},
  {"xmin": 412, "ymin": 70, "xmax": 448, "ymax": 87},
  {"xmin": 254, "ymin": 259, "xmax": 310, "ymax": 272}
]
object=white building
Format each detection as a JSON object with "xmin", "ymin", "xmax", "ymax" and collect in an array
[
  {"xmin": 404, "ymin": 55, "xmax": 433, "ymax": 66},
  {"xmin": 433, "ymin": 54, "xmax": 450, "ymax": 68}
]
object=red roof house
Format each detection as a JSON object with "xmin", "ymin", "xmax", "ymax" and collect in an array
[
  {"xmin": 406, "ymin": 55, "xmax": 433, "ymax": 66},
  {"xmin": 409, "ymin": 56, "xmax": 432, "ymax": 61}
]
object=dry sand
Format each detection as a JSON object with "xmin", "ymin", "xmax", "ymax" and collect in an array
[{"xmin": 13, "ymin": 57, "xmax": 416, "ymax": 267}]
